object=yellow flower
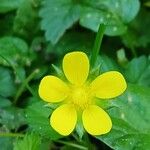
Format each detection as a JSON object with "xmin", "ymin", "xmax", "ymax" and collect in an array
[{"xmin": 39, "ymin": 51, "xmax": 127, "ymax": 136}]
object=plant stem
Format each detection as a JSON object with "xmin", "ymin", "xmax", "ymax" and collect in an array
[
  {"xmin": 14, "ymin": 69, "xmax": 39, "ymax": 104},
  {"xmin": 0, "ymin": 132, "xmax": 24, "ymax": 137},
  {"xmin": 90, "ymin": 24, "xmax": 106, "ymax": 67},
  {"xmin": 0, "ymin": 54, "xmax": 39, "ymax": 104}
]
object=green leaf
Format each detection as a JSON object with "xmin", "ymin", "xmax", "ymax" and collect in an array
[
  {"xmin": 39, "ymin": 0, "xmax": 80, "ymax": 44},
  {"xmin": 0, "ymin": 137, "xmax": 14, "ymax": 150},
  {"xmin": 0, "ymin": 96, "xmax": 11, "ymax": 108},
  {"xmin": 25, "ymin": 97, "xmax": 62, "ymax": 140},
  {"xmin": 0, "ymin": 0, "xmax": 24, "ymax": 13},
  {"xmin": 122, "ymin": 8, "xmax": 150, "ymax": 49},
  {"xmin": 80, "ymin": 0, "xmax": 140, "ymax": 36},
  {"xmin": 13, "ymin": 133, "xmax": 41, "ymax": 150},
  {"xmin": 0, "ymin": 36, "xmax": 30, "ymax": 67},
  {"xmin": 95, "ymin": 56, "xmax": 150, "ymax": 150},
  {"xmin": 0, "ymin": 67, "xmax": 16, "ymax": 97},
  {"xmin": 97, "ymin": 84, "xmax": 150, "ymax": 150},
  {"xmin": 124, "ymin": 56, "xmax": 150, "ymax": 87},
  {"xmin": 39, "ymin": 0, "xmax": 139, "ymax": 44},
  {"xmin": 0, "ymin": 106, "xmax": 25, "ymax": 130},
  {"xmin": 13, "ymin": 0, "xmax": 40, "ymax": 39}
]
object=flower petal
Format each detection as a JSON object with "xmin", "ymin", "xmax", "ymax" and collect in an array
[
  {"xmin": 82, "ymin": 105, "xmax": 112, "ymax": 135},
  {"xmin": 63, "ymin": 51, "xmax": 89, "ymax": 85},
  {"xmin": 90, "ymin": 71, "xmax": 127, "ymax": 99},
  {"xmin": 39, "ymin": 75, "xmax": 69, "ymax": 102},
  {"xmin": 50, "ymin": 104, "xmax": 77, "ymax": 136}
]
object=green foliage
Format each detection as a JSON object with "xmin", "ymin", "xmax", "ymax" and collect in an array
[
  {"xmin": 0, "ymin": 67, "xmax": 16, "ymax": 97},
  {"xmin": 124, "ymin": 56, "xmax": 150, "ymax": 87},
  {"xmin": 39, "ymin": 0, "xmax": 81, "ymax": 44},
  {"xmin": 13, "ymin": 0, "xmax": 40, "ymax": 39},
  {"xmin": 25, "ymin": 97, "xmax": 62, "ymax": 140},
  {"xmin": 39, "ymin": 0, "xmax": 140, "ymax": 44},
  {"xmin": 0, "ymin": 0, "xmax": 23, "ymax": 13},
  {"xmin": 0, "ymin": 36, "xmax": 29, "ymax": 67},
  {"xmin": 98, "ymin": 84, "xmax": 150, "ymax": 150},
  {"xmin": 122, "ymin": 8, "xmax": 150, "ymax": 49},
  {"xmin": 80, "ymin": 0, "xmax": 140, "ymax": 36},
  {"xmin": 0, "ymin": 0, "xmax": 150, "ymax": 149},
  {"xmin": 95, "ymin": 55, "xmax": 150, "ymax": 150},
  {"xmin": 13, "ymin": 133, "xmax": 41, "ymax": 150}
]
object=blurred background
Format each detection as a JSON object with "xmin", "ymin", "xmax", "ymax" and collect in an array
[{"xmin": 0, "ymin": 0, "xmax": 150, "ymax": 149}]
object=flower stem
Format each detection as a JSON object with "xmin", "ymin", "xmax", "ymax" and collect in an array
[{"xmin": 90, "ymin": 24, "xmax": 106, "ymax": 67}]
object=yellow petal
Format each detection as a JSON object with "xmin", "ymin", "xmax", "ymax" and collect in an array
[
  {"xmin": 82, "ymin": 105, "xmax": 112, "ymax": 135},
  {"xmin": 50, "ymin": 104, "xmax": 77, "ymax": 136},
  {"xmin": 63, "ymin": 51, "xmax": 89, "ymax": 85},
  {"xmin": 39, "ymin": 76, "xmax": 69, "ymax": 102},
  {"xmin": 90, "ymin": 71, "xmax": 127, "ymax": 99}
]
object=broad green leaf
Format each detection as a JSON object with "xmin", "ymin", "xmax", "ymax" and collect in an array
[
  {"xmin": 13, "ymin": 133, "xmax": 41, "ymax": 150},
  {"xmin": 80, "ymin": 0, "xmax": 140, "ymax": 36},
  {"xmin": 25, "ymin": 97, "xmax": 62, "ymax": 140},
  {"xmin": 0, "ymin": 67, "xmax": 16, "ymax": 97},
  {"xmin": 95, "ymin": 56, "xmax": 150, "ymax": 150},
  {"xmin": 97, "ymin": 84, "xmax": 150, "ymax": 150},
  {"xmin": 0, "ymin": 0, "xmax": 23, "ymax": 13},
  {"xmin": 39, "ymin": 0, "xmax": 80, "ymax": 44}
]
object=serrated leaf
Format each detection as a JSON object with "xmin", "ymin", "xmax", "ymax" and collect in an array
[
  {"xmin": 39, "ymin": 0, "xmax": 80, "ymax": 44},
  {"xmin": 13, "ymin": 133, "xmax": 41, "ymax": 150},
  {"xmin": 25, "ymin": 97, "xmax": 62, "ymax": 140},
  {"xmin": 80, "ymin": 0, "xmax": 140, "ymax": 36},
  {"xmin": 0, "ymin": 0, "xmax": 24, "ymax": 13}
]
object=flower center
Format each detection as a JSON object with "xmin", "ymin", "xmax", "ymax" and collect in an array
[{"xmin": 69, "ymin": 85, "xmax": 92, "ymax": 110}]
